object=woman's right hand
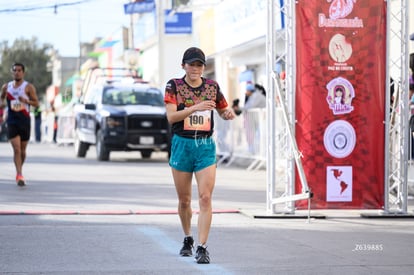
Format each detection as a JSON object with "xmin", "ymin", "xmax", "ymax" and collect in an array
[{"xmin": 193, "ymin": 100, "xmax": 216, "ymax": 112}]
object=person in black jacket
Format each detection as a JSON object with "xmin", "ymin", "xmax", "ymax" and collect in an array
[{"xmin": 34, "ymin": 106, "xmax": 42, "ymax": 142}]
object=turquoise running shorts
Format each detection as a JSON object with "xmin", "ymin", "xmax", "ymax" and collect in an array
[{"xmin": 169, "ymin": 134, "xmax": 217, "ymax": 173}]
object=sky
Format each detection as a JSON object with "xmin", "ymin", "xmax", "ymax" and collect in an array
[{"xmin": 0, "ymin": 0, "xmax": 131, "ymax": 57}]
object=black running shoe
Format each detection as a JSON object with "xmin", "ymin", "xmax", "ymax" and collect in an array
[
  {"xmin": 179, "ymin": 236, "xmax": 194, "ymax": 256},
  {"xmin": 195, "ymin": 245, "xmax": 210, "ymax": 264}
]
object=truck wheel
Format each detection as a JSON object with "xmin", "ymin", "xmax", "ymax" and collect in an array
[
  {"xmin": 96, "ymin": 129, "xmax": 110, "ymax": 161},
  {"xmin": 74, "ymin": 132, "xmax": 89, "ymax": 158},
  {"xmin": 141, "ymin": 150, "xmax": 152, "ymax": 159}
]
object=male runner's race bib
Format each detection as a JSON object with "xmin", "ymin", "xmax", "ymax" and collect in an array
[
  {"xmin": 10, "ymin": 99, "xmax": 25, "ymax": 112},
  {"xmin": 184, "ymin": 110, "xmax": 211, "ymax": 131}
]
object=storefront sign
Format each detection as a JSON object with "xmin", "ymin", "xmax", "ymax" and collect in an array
[
  {"xmin": 164, "ymin": 10, "xmax": 192, "ymax": 34},
  {"xmin": 124, "ymin": 0, "xmax": 155, "ymax": 14}
]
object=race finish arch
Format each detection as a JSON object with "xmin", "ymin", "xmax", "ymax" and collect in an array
[{"xmin": 266, "ymin": 0, "xmax": 411, "ymax": 215}]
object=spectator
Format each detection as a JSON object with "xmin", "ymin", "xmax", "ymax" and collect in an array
[
  {"xmin": 0, "ymin": 105, "xmax": 6, "ymax": 141},
  {"xmin": 34, "ymin": 106, "xmax": 42, "ymax": 142},
  {"xmin": 232, "ymin": 82, "xmax": 266, "ymax": 154},
  {"xmin": 51, "ymin": 104, "xmax": 58, "ymax": 143},
  {"xmin": 233, "ymin": 82, "xmax": 266, "ymax": 113}
]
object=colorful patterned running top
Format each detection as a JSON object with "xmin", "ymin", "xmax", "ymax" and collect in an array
[{"xmin": 164, "ymin": 76, "xmax": 228, "ymax": 138}]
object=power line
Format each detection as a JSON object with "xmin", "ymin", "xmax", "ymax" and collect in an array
[{"xmin": 0, "ymin": 0, "xmax": 91, "ymax": 13}]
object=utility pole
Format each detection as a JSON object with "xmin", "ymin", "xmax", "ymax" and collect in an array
[
  {"xmin": 157, "ymin": 0, "xmax": 165, "ymax": 87},
  {"xmin": 129, "ymin": 0, "xmax": 135, "ymax": 49},
  {"xmin": 77, "ymin": 5, "xmax": 82, "ymax": 73}
]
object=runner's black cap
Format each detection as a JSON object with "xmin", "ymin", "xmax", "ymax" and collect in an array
[{"xmin": 182, "ymin": 47, "xmax": 206, "ymax": 65}]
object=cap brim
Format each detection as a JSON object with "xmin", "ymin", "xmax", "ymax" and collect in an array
[{"xmin": 184, "ymin": 58, "xmax": 205, "ymax": 65}]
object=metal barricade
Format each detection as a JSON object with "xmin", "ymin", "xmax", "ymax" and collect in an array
[
  {"xmin": 215, "ymin": 108, "xmax": 267, "ymax": 170},
  {"xmin": 56, "ymin": 113, "xmax": 75, "ymax": 144}
]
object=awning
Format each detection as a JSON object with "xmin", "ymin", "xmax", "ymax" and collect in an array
[
  {"xmin": 238, "ymin": 69, "xmax": 254, "ymax": 83},
  {"xmin": 64, "ymin": 74, "xmax": 79, "ymax": 86}
]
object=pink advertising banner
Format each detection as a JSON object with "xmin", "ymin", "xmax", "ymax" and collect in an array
[{"xmin": 295, "ymin": 0, "xmax": 386, "ymax": 209}]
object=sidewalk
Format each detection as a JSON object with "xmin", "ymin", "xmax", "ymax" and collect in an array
[
  {"xmin": 0, "ymin": 142, "xmax": 268, "ymax": 215},
  {"xmin": 0, "ymin": 142, "xmax": 413, "ymax": 217}
]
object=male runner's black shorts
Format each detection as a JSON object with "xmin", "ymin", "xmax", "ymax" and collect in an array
[{"xmin": 7, "ymin": 123, "xmax": 31, "ymax": 141}]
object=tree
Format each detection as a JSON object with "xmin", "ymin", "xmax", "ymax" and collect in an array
[{"xmin": 0, "ymin": 37, "xmax": 53, "ymax": 101}]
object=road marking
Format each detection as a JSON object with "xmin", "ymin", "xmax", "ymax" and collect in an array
[
  {"xmin": 137, "ymin": 226, "xmax": 234, "ymax": 274},
  {"xmin": 0, "ymin": 209, "xmax": 239, "ymax": 215}
]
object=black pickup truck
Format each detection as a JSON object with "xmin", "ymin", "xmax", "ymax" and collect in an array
[{"xmin": 73, "ymin": 72, "xmax": 170, "ymax": 161}]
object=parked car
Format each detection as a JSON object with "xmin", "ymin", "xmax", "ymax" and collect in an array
[{"xmin": 73, "ymin": 73, "xmax": 170, "ymax": 161}]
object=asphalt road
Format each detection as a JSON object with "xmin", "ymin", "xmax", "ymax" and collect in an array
[{"xmin": 1, "ymin": 142, "xmax": 414, "ymax": 274}]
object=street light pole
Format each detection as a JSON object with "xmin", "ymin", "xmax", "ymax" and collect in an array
[
  {"xmin": 157, "ymin": 0, "xmax": 165, "ymax": 87},
  {"xmin": 77, "ymin": 5, "xmax": 82, "ymax": 73},
  {"xmin": 129, "ymin": 0, "xmax": 135, "ymax": 49}
]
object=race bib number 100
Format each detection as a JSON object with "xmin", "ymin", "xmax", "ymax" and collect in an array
[{"xmin": 184, "ymin": 110, "xmax": 211, "ymax": 131}]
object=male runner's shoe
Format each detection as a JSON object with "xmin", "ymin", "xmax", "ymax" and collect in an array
[
  {"xmin": 16, "ymin": 174, "xmax": 25, "ymax": 187},
  {"xmin": 179, "ymin": 236, "xmax": 194, "ymax": 256},
  {"xmin": 195, "ymin": 245, "xmax": 210, "ymax": 264}
]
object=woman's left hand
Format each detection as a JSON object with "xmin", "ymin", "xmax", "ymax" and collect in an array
[{"xmin": 221, "ymin": 109, "xmax": 235, "ymax": 120}]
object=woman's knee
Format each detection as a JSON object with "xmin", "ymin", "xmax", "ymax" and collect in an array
[
  {"xmin": 12, "ymin": 146, "xmax": 21, "ymax": 155},
  {"xmin": 179, "ymin": 198, "xmax": 192, "ymax": 209},
  {"xmin": 198, "ymin": 193, "xmax": 212, "ymax": 209}
]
